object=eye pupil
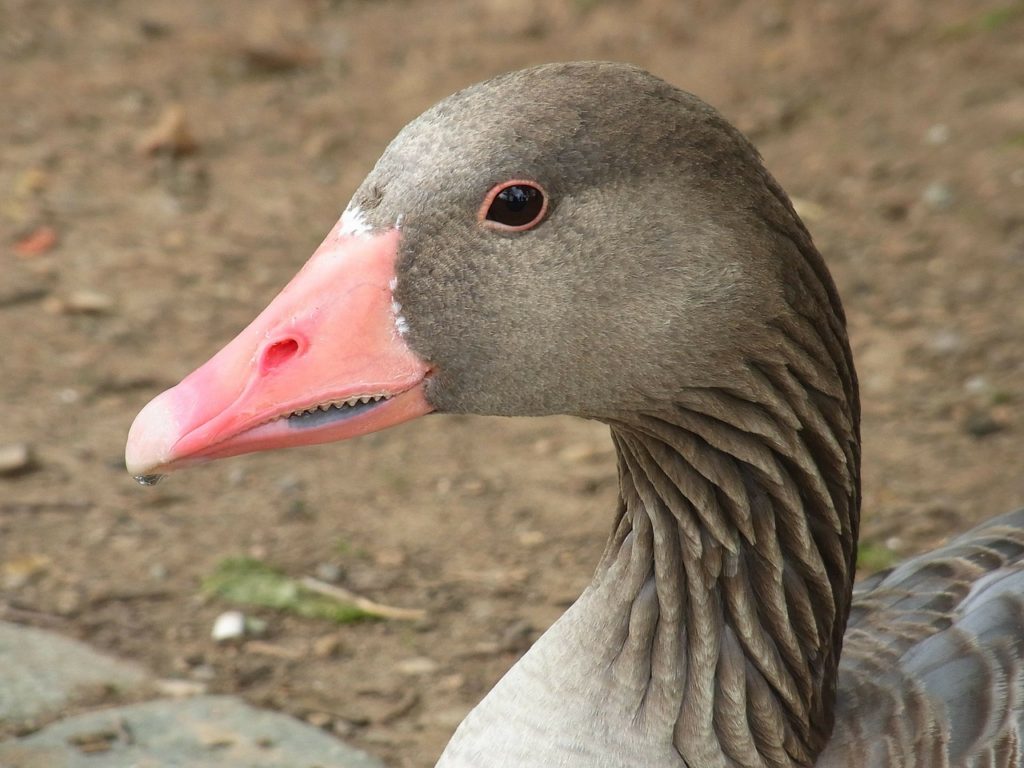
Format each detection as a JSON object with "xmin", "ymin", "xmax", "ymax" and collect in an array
[{"xmin": 485, "ymin": 183, "xmax": 545, "ymax": 229}]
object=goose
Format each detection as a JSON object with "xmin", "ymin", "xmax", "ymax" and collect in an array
[{"xmin": 126, "ymin": 62, "xmax": 1024, "ymax": 767}]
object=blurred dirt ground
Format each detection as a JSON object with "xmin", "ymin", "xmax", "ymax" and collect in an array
[{"xmin": 2, "ymin": 0, "xmax": 1023, "ymax": 765}]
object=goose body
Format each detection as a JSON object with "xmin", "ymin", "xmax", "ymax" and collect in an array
[{"xmin": 126, "ymin": 62, "xmax": 1024, "ymax": 767}]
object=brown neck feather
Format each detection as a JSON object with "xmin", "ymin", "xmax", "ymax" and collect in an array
[{"xmin": 597, "ymin": 320, "xmax": 859, "ymax": 767}]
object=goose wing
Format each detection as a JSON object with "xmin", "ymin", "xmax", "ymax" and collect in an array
[{"xmin": 823, "ymin": 508, "xmax": 1024, "ymax": 767}]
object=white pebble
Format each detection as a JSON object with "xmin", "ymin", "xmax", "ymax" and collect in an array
[
  {"xmin": 922, "ymin": 182, "xmax": 954, "ymax": 211},
  {"xmin": 396, "ymin": 656, "xmax": 440, "ymax": 676},
  {"xmin": 964, "ymin": 375, "xmax": 989, "ymax": 395},
  {"xmin": 928, "ymin": 329, "xmax": 962, "ymax": 354},
  {"xmin": 155, "ymin": 678, "xmax": 207, "ymax": 698},
  {"xmin": 58, "ymin": 388, "xmax": 80, "ymax": 404},
  {"xmin": 924, "ymin": 124, "xmax": 950, "ymax": 145},
  {"xmin": 211, "ymin": 610, "xmax": 246, "ymax": 642}
]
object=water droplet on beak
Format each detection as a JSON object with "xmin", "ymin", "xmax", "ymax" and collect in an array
[{"xmin": 134, "ymin": 474, "xmax": 165, "ymax": 487}]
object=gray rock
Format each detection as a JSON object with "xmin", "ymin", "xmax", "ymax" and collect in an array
[
  {"xmin": 0, "ymin": 621, "xmax": 151, "ymax": 727},
  {"xmin": 0, "ymin": 696, "xmax": 383, "ymax": 768}
]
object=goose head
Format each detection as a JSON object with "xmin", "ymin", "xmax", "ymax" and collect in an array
[
  {"xmin": 126, "ymin": 61, "xmax": 852, "ymax": 476},
  {"xmin": 126, "ymin": 60, "xmax": 862, "ymax": 766}
]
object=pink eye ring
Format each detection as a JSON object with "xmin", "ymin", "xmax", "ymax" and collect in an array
[{"xmin": 479, "ymin": 181, "xmax": 548, "ymax": 232}]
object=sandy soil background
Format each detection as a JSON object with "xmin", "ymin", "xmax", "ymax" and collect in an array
[{"xmin": 2, "ymin": 0, "xmax": 1023, "ymax": 765}]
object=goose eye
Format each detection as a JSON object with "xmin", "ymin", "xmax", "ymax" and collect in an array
[{"xmin": 481, "ymin": 181, "xmax": 547, "ymax": 231}]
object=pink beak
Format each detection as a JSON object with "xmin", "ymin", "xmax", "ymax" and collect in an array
[{"xmin": 125, "ymin": 219, "xmax": 433, "ymax": 479}]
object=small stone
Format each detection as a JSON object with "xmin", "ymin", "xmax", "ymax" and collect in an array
[
  {"xmin": 462, "ymin": 641, "xmax": 502, "ymax": 657},
  {"xmin": 312, "ymin": 633, "xmax": 344, "ymax": 659},
  {"xmin": 436, "ymin": 672, "xmax": 465, "ymax": 692},
  {"xmin": 517, "ymin": 530, "xmax": 546, "ymax": 547},
  {"xmin": 315, "ymin": 562, "xmax": 342, "ymax": 583},
  {"xmin": 924, "ymin": 124, "xmax": 950, "ymax": 145},
  {"xmin": 58, "ymin": 388, "xmax": 80, "ymax": 404},
  {"xmin": 964, "ymin": 375, "xmax": 989, "ymax": 395},
  {"xmin": 922, "ymin": 182, "xmax": 955, "ymax": 211},
  {"xmin": 45, "ymin": 290, "xmax": 114, "ymax": 315},
  {"xmin": 0, "ymin": 443, "xmax": 35, "ymax": 476},
  {"xmin": 149, "ymin": 563, "xmax": 169, "ymax": 580},
  {"xmin": 211, "ymin": 610, "xmax": 246, "ymax": 642},
  {"xmin": 154, "ymin": 678, "xmax": 207, "ymax": 697},
  {"xmin": 305, "ymin": 711, "xmax": 332, "ymax": 729},
  {"xmin": 395, "ymin": 656, "xmax": 439, "ymax": 676},
  {"xmin": 927, "ymin": 329, "xmax": 962, "ymax": 354},
  {"xmin": 138, "ymin": 104, "xmax": 198, "ymax": 157}
]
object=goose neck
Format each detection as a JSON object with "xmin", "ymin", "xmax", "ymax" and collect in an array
[{"xmin": 594, "ymin": 371, "xmax": 859, "ymax": 766}]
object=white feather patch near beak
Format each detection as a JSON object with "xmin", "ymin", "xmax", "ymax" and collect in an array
[
  {"xmin": 338, "ymin": 205, "xmax": 372, "ymax": 238},
  {"xmin": 388, "ymin": 276, "xmax": 410, "ymax": 337}
]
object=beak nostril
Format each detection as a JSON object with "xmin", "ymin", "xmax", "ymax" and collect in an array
[{"xmin": 261, "ymin": 338, "xmax": 301, "ymax": 373}]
